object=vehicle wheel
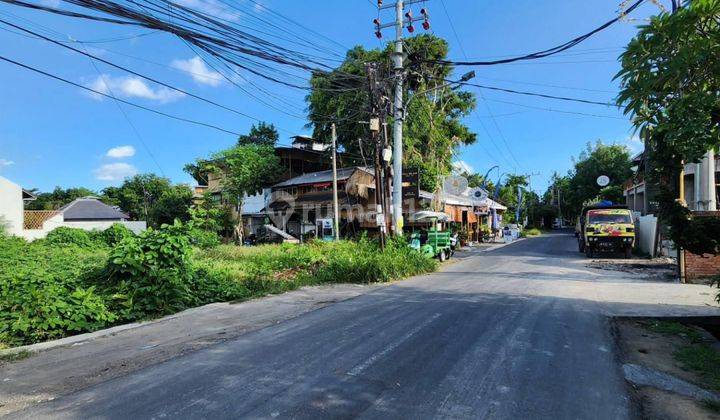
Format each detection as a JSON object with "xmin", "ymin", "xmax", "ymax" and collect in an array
[
  {"xmin": 439, "ymin": 250, "xmax": 447, "ymax": 262},
  {"xmin": 624, "ymin": 246, "xmax": 633, "ymax": 259},
  {"xmin": 585, "ymin": 246, "xmax": 593, "ymax": 258}
]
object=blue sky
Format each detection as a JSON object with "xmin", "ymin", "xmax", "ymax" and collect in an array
[{"xmin": 0, "ymin": 0, "xmax": 664, "ymax": 193}]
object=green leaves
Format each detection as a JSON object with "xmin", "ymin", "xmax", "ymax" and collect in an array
[
  {"xmin": 306, "ymin": 34, "xmax": 476, "ymax": 191},
  {"xmin": 617, "ymin": 0, "xmax": 720, "ymax": 255}
]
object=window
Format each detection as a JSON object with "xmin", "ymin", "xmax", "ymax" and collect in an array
[{"xmin": 588, "ymin": 210, "xmax": 632, "ymax": 224}]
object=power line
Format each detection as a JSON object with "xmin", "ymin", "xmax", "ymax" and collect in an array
[
  {"xmin": 484, "ymin": 98, "xmax": 628, "ymax": 120},
  {"xmin": 79, "ymin": 42, "xmax": 166, "ymax": 175},
  {"xmin": 452, "ymin": 80, "xmax": 618, "ymax": 107},
  {"xmin": 473, "ymin": 75, "xmax": 618, "ymax": 94},
  {"xmin": 0, "ymin": 53, "xmax": 243, "ymax": 135},
  {"xmin": 429, "ymin": 0, "xmax": 645, "ymax": 66},
  {"xmin": 438, "ymin": 0, "xmax": 522, "ymax": 171},
  {"xmin": 0, "ymin": 18, "xmax": 298, "ymax": 128}
]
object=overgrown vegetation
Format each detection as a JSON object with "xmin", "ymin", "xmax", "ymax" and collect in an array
[
  {"xmin": 0, "ymin": 225, "xmax": 436, "ymax": 347},
  {"xmin": 675, "ymin": 344, "xmax": 720, "ymax": 391},
  {"xmin": 642, "ymin": 320, "xmax": 720, "ymax": 392},
  {"xmin": 644, "ymin": 320, "xmax": 703, "ymax": 343}
]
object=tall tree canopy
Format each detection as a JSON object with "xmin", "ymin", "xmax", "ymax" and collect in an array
[
  {"xmin": 237, "ymin": 122, "xmax": 279, "ymax": 147},
  {"xmin": 189, "ymin": 144, "xmax": 283, "ymax": 243},
  {"xmin": 102, "ymin": 174, "xmax": 192, "ymax": 228},
  {"xmin": 616, "ymin": 0, "xmax": 720, "ymax": 255},
  {"xmin": 565, "ymin": 142, "xmax": 632, "ymax": 216},
  {"xmin": 306, "ymin": 34, "xmax": 476, "ymax": 191},
  {"xmin": 25, "ymin": 186, "xmax": 97, "ymax": 210},
  {"xmin": 541, "ymin": 142, "xmax": 632, "ymax": 220}
]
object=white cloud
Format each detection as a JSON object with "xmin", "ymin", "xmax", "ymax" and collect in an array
[
  {"xmin": 85, "ymin": 74, "xmax": 185, "ymax": 104},
  {"xmin": 94, "ymin": 163, "xmax": 138, "ymax": 181},
  {"xmin": 106, "ymin": 145, "xmax": 136, "ymax": 159},
  {"xmin": 618, "ymin": 134, "xmax": 643, "ymax": 154},
  {"xmin": 174, "ymin": 0, "xmax": 241, "ymax": 21},
  {"xmin": 0, "ymin": 158, "xmax": 14, "ymax": 167},
  {"xmin": 171, "ymin": 56, "xmax": 224, "ymax": 87},
  {"xmin": 452, "ymin": 160, "xmax": 474, "ymax": 174}
]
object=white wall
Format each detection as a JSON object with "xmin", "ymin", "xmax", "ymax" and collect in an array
[
  {"xmin": 0, "ymin": 176, "xmax": 24, "ymax": 236},
  {"xmin": 20, "ymin": 218, "xmax": 147, "ymax": 240}
]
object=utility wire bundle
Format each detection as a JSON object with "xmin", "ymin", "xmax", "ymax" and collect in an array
[
  {"xmin": 426, "ymin": 0, "xmax": 646, "ymax": 66},
  {"xmin": 0, "ymin": 0, "xmax": 364, "ymax": 91}
]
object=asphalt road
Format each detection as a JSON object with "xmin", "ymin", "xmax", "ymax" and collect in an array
[{"xmin": 9, "ymin": 233, "xmax": 718, "ymax": 419}]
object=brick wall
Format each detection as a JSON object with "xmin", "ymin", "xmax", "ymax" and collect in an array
[
  {"xmin": 684, "ymin": 211, "xmax": 720, "ymax": 282},
  {"xmin": 684, "ymin": 251, "xmax": 720, "ymax": 281}
]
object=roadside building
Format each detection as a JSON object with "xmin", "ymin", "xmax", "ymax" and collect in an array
[
  {"xmin": 624, "ymin": 148, "xmax": 719, "ymax": 280},
  {"xmin": 266, "ymin": 167, "xmax": 507, "ymax": 242},
  {"xmin": 190, "ymin": 135, "xmax": 347, "ymax": 238}
]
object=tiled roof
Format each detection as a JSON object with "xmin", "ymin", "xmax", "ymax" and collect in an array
[
  {"xmin": 272, "ymin": 167, "xmax": 372, "ymax": 188},
  {"xmin": 58, "ymin": 197, "xmax": 130, "ymax": 220}
]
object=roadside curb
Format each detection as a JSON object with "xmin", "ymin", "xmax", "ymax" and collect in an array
[
  {"xmin": 0, "ymin": 310, "xmax": 194, "ymax": 356},
  {"xmin": 1, "ymin": 240, "xmax": 528, "ymax": 357}
]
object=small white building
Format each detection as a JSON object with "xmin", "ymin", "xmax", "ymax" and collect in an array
[
  {"xmin": 0, "ymin": 176, "xmax": 146, "ymax": 240},
  {"xmin": 0, "ymin": 176, "xmax": 33, "ymax": 236}
]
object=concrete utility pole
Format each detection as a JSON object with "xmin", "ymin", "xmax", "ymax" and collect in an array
[
  {"xmin": 331, "ymin": 123, "xmax": 340, "ymax": 240},
  {"xmin": 391, "ymin": 0, "xmax": 404, "ymax": 236},
  {"xmin": 373, "ymin": 0, "xmax": 431, "ymax": 236}
]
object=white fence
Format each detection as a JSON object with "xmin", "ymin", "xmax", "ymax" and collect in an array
[{"xmin": 20, "ymin": 215, "xmax": 146, "ymax": 241}]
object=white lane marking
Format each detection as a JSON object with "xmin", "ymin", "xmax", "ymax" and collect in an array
[{"xmin": 347, "ymin": 313, "xmax": 442, "ymax": 377}]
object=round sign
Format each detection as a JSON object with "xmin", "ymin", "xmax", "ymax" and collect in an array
[
  {"xmin": 597, "ymin": 175, "xmax": 610, "ymax": 187},
  {"xmin": 471, "ymin": 188, "xmax": 488, "ymax": 201},
  {"xmin": 444, "ymin": 175, "xmax": 468, "ymax": 195}
]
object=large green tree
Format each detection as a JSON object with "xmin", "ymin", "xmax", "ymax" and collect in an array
[
  {"xmin": 237, "ymin": 122, "xmax": 279, "ymax": 147},
  {"xmin": 190, "ymin": 144, "xmax": 283, "ymax": 243},
  {"xmin": 617, "ymin": 0, "xmax": 720, "ymax": 255},
  {"xmin": 306, "ymin": 34, "xmax": 476, "ymax": 191},
  {"xmin": 102, "ymin": 174, "xmax": 192, "ymax": 228},
  {"xmin": 563, "ymin": 142, "xmax": 632, "ymax": 217}
]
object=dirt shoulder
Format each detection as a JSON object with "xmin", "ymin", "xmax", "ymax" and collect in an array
[
  {"xmin": 614, "ymin": 317, "xmax": 720, "ymax": 419},
  {"xmin": 0, "ymin": 283, "xmax": 382, "ymax": 416}
]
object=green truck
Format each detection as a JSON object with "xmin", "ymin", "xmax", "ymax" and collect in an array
[{"xmin": 408, "ymin": 211, "xmax": 453, "ymax": 261}]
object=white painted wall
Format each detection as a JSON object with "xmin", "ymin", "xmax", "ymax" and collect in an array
[
  {"xmin": 0, "ymin": 176, "xmax": 24, "ymax": 236},
  {"xmin": 20, "ymin": 216, "xmax": 147, "ymax": 240}
]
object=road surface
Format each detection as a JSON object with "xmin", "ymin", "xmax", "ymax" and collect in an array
[{"xmin": 8, "ymin": 233, "xmax": 719, "ymax": 419}]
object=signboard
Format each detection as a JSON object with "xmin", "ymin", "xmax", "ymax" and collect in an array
[
  {"xmin": 469, "ymin": 187, "xmax": 488, "ymax": 202},
  {"xmin": 596, "ymin": 175, "xmax": 610, "ymax": 187},
  {"xmin": 402, "ymin": 167, "xmax": 420, "ymax": 200}
]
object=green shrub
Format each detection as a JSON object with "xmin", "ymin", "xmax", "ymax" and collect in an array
[
  {"xmin": 99, "ymin": 223, "xmax": 135, "ymax": 246},
  {"xmin": 521, "ymin": 228, "xmax": 542, "ymax": 237},
  {"xmin": 189, "ymin": 228, "xmax": 221, "ymax": 249},
  {"xmin": 104, "ymin": 221, "xmax": 195, "ymax": 320},
  {"xmin": 0, "ymin": 236, "xmax": 111, "ymax": 346},
  {"xmin": 45, "ymin": 227, "xmax": 97, "ymax": 248}
]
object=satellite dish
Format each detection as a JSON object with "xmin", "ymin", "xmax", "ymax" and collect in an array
[
  {"xmin": 597, "ymin": 175, "xmax": 610, "ymax": 187},
  {"xmin": 444, "ymin": 175, "xmax": 468, "ymax": 195}
]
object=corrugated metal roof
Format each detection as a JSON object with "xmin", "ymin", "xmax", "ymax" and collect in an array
[
  {"xmin": 272, "ymin": 167, "xmax": 372, "ymax": 188},
  {"xmin": 58, "ymin": 197, "xmax": 130, "ymax": 220}
]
